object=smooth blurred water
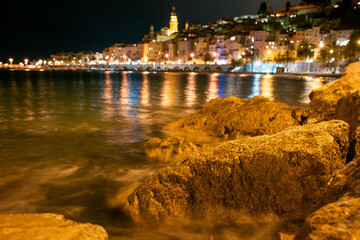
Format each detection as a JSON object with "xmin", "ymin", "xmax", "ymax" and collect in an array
[{"xmin": 0, "ymin": 70, "xmax": 334, "ymax": 239}]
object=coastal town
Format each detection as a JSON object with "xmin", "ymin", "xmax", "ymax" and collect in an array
[{"xmin": 2, "ymin": 1, "xmax": 360, "ymax": 73}]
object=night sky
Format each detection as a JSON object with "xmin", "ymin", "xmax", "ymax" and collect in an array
[{"xmin": 0, "ymin": 0, "xmax": 303, "ymax": 63}]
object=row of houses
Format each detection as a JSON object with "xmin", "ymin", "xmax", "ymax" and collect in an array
[{"xmin": 50, "ymin": 2, "xmax": 359, "ymax": 66}]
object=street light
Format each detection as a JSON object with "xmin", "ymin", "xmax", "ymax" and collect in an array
[
  {"xmin": 319, "ymin": 41, "xmax": 324, "ymax": 48},
  {"xmin": 329, "ymin": 49, "xmax": 334, "ymax": 54},
  {"xmin": 9, "ymin": 58, "xmax": 13, "ymax": 67},
  {"xmin": 24, "ymin": 59, "xmax": 29, "ymax": 66}
]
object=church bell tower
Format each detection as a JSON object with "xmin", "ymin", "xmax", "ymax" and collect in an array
[{"xmin": 169, "ymin": 6, "xmax": 178, "ymax": 35}]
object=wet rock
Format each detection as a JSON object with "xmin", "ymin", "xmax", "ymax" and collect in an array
[
  {"xmin": 291, "ymin": 109, "xmax": 309, "ymax": 125},
  {"xmin": 144, "ymin": 135, "xmax": 214, "ymax": 162},
  {"xmin": 294, "ymin": 196, "xmax": 360, "ymax": 240},
  {"xmin": 293, "ymin": 155, "xmax": 360, "ymax": 239},
  {"xmin": 356, "ymin": 127, "xmax": 360, "ymax": 157},
  {"xmin": 0, "ymin": 213, "xmax": 108, "ymax": 240},
  {"xmin": 334, "ymin": 90, "xmax": 360, "ymax": 160},
  {"xmin": 167, "ymin": 96, "xmax": 299, "ymax": 140},
  {"xmin": 308, "ymin": 62, "xmax": 360, "ymax": 121},
  {"xmin": 122, "ymin": 120, "xmax": 349, "ymax": 225},
  {"xmin": 277, "ymin": 232, "xmax": 295, "ymax": 240}
]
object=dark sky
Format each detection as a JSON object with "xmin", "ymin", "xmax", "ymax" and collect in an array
[{"xmin": 0, "ymin": 0, "xmax": 302, "ymax": 62}]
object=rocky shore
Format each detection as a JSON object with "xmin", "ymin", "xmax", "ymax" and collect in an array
[
  {"xmin": 0, "ymin": 214, "xmax": 108, "ymax": 240},
  {"xmin": 121, "ymin": 62, "xmax": 360, "ymax": 239},
  {"xmin": 2, "ymin": 62, "xmax": 360, "ymax": 239}
]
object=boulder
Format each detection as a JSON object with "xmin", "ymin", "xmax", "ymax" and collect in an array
[
  {"xmin": 294, "ymin": 156, "xmax": 360, "ymax": 239},
  {"xmin": 334, "ymin": 90, "xmax": 360, "ymax": 160},
  {"xmin": 294, "ymin": 196, "xmax": 360, "ymax": 240},
  {"xmin": 144, "ymin": 135, "xmax": 214, "ymax": 162},
  {"xmin": 167, "ymin": 96, "xmax": 299, "ymax": 140},
  {"xmin": 122, "ymin": 120, "xmax": 349, "ymax": 225},
  {"xmin": 308, "ymin": 62, "xmax": 360, "ymax": 121},
  {"xmin": 0, "ymin": 213, "xmax": 108, "ymax": 240}
]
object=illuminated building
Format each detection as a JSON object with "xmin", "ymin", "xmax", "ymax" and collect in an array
[{"xmin": 169, "ymin": 6, "xmax": 179, "ymax": 35}]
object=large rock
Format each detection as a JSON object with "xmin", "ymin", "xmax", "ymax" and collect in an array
[
  {"xmin": 0, "ymin": 213, "xmax": 108, "ymax": 240},
  {"xmin": 294, "ymin": 196, "xmax": 360, "ymax": 240},
  {"xmin": 122, "ymin": 120, "xmax": 349, "ymax": 225},
  {"xmin": 144, "ymin": 135, "xmax": 214, "ymax": 162},
  {"xmin": 308, "ymin": 62, "xmax": 360, "ymax": 121},
  {"xmin": 167, "ymin": 96, "xmax": 299, "ymax": 140},
  {"xmin": 294, "ymin": 157, "xmax": 360, "ymax": 240},
  {"xmin": 334, "ymin": 90, "xmax": 360, "ymax": 160}
]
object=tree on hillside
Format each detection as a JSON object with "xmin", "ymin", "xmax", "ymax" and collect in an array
[
  {"xmin": 286, "ymin": 1, "xmax": 291, "ymax": 12},
  {"xmin": 317, "ymin": 40, "xmax": 340, "ymax": 73},
  {"xmin": 243, "ymin": 49, "xmax": 260, "ymax": 72},
  {"xmin": 274, "ymin": 40, "xmax": 296, "ymax": 72},
  {"xmin": 257, "ymin": 2, "xmax": 267, "ymax": 14},
  {"xmin": 297, "ymin": 40, "xmax": 315, "ymax": 60},
  {"xmin": 203, "ymin": 53, "xmax": 214, "ymax": 63},
  {"xmin": 343, "ymin": 30, "xmax": 360, "ymax": 62},
  {"xmin": 231, "ymin": 58, "xmax": 244, "ymax": 68},
  {"xmin": 297, "ymin": 40, "xmax": 316, "ymax": 72}
]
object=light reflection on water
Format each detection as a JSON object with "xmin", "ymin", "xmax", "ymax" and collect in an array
[{"xmin": 0, "ymin": 70, "xmax": 334, "ymax": 239}]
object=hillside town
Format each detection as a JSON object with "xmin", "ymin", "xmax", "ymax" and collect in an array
[{"xmin": 40, "ymin": 1, "xmax": 360, "ymax": 72}]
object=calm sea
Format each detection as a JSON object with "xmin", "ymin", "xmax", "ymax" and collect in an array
[{"xmin": 0, "ymin": 70, "xmax": 334, "ymax": 239}]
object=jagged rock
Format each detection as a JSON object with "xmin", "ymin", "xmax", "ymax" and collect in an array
[
  {"xmin": 356, "ymin": 127, "xmax": 360, "ymax": 157},
  {"xmin": 291, "ymin": 109, "xmax": 309, "ymax": 125},
  {"xmin": 0, "ymin": 213, "xmax": 108, "ymax": 240},
  {"xmin": 294, "ymin": 196, "xmax": 360, "ymax": 240},
  {"xmin": 144, "ymin": 135, "xmax": 214, "ymax": 162},
  {"xmin": 293, "ymin": 155, "xmax": 360, "ymax": 239},
  {"xmin": 167, "ymin": 96, "xmax": 299, "ymax": 140},
  {"xmin": 308, "ymin": 62, "xmax": 360, "ymax": 121},
  {"xmin": 334, "ymin": 90, "xmax": 360, "ymax": 160},
  {"xmin": 121, "ymin": 120, "xmax": 349, "ymax": 225},
  {"xmin": 278, "ymin": 232, "xmax": 295, "ymax": 240}
]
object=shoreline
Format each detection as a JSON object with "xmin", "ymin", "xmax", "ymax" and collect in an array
[{"xmin": 0, "ymin": 67, "xmax": 343, "ymax": 78}]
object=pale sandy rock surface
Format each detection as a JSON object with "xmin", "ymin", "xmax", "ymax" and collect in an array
[
  {"xmin": 122, "ymin": 120, "xmax": 349, "ymax": 225},
  {"xmin": 0, "ymin": 213, "xmax": 108, "ymax": 240},
  {"xmin": 167, "ymin": 96, "xmax": 299, "ymax": 140},
  {"xmin": 308, "ymin": 62, "xmax": 360, "ymax": 121},
  {"xmin": 294, "ymin": 156, "xmax": 360, "ymax": 239},
  {"xmin": 334, "ymin": 90, "xmax": 360, "ymax": 160},
  {"xmin": 144, "ymin": 135, "xmax": 214, "ymax": 162}
]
